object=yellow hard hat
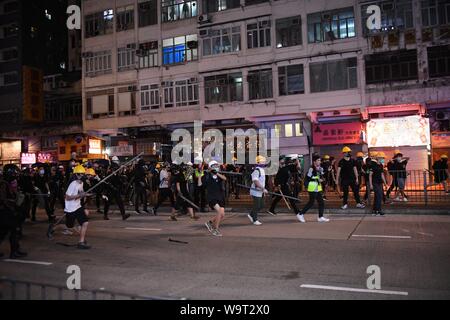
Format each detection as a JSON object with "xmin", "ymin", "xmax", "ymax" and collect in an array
[
  {"xmin": 356, "ymin": 152, "xmax": 364, "ymax": 157},
  {"xmin": 256, "ymin": 155, "xmax": 266, "ymax": 164},
  {"xmin": 73, "ymin": 165, "xmax": 86, "ymax": 174},
  {"xmin": 342, "ymin": 146, "xmax": 352, "ymax": 153},
  {"xmin": 156, "ymin": 163, "xmax": 161, "ymax": 169},
  {"xmin": 323, "ymin": 155, "xmax": 330, "ymax": 160},
  {"xmin": 86, "ymin": 168, "xmax": 96, "ymax": 176},
  {"xmin": 441, "ymin": 154, "xmax": 448, "ymax": 159},
  {"xmin": 394, "ymin": 149, "xmax": 401, "ymax": 155},
  {"xmin": 370, "ymin": 151, "xmax": 378, "ymax": 157},
  {"xmin": 377, "ymin": 151, "xmax": 386, "ymax": 158}
]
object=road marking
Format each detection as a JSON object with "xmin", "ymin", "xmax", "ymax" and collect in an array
[
  {"xmin": 352, "ymin": 234, "xmax": 411, "ymax": 239},
  {"xmin": 2, "ymin": 259, "xmax": 53, "ymax": 266},
  {"xmin": 125, "ymin": 227, "xmax": 162, "ymax": 231},
  {"xmin": 300, "ymin": 284, "xmax": 408, "ymax": 296}
]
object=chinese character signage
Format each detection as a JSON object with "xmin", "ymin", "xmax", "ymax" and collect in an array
[
  {"xmin": 88, "ymin": 139, "xmax": 102, "ymax": 154},
  {"xmin": 37, "ymin": 152, "xmax": 54, "ymax": 163},
  {"xmin": 313, "ymin": 122, "xmax": 362, "ymax": 145},
  {"xmin": 431, "ymin": 132, "xmax": 450, "ymax": 148},
  {"xmin": 21, "ymin": 153, "xmax": 36, "ymax": 165},
  {"xmin": 367, "ymin": 116, "xmax": 430, "ymax": 148}
]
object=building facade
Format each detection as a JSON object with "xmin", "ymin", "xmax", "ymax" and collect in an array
[{"xmin": 80, "ymin": 0, "xmax": 450, "ymax": 168}]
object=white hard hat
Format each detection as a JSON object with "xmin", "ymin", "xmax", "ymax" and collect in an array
[
  {"xmin": 208, "ymin": 160, "xmax": 219, "ymax": 167},
  {"xmin": 111, "ymin": 156, "xmax": 119, "ymax": 161},
  {"xmin": 187, "ymin": 161, "xmax": 193, "ymax": 166}
]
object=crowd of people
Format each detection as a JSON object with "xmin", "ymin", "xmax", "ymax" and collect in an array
[{"xmin": 0, "ymin": 147, "xmax": 448, "ymax": 257}]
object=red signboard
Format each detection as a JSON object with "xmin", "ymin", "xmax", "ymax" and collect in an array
[
  {"xmin": 313, "ymin": 122, "xmax": 363, "ymax": 145},
  {"xmin": 431, "ymin": 132, "xmax": 450, "ymax": 148},
  {"xmin": 37, "ymin": 152, "xmax": 55, "ymax": 163}
]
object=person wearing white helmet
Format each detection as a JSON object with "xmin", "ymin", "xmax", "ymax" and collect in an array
[
  {"xmin": 248, "ymin": 156, "xmax": 268, "ymax": 226},
  {"xmin": 202, "ymin": 160, "xmax": 227, "ymax": 236}
]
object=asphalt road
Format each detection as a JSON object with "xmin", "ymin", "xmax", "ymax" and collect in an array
[{"xmin": 1, "ymin": 208, "xmax": 450, "ymax": 300}]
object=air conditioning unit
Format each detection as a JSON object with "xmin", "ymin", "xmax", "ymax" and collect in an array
[
  {"xmin": 127, "ymin": 43, "xmax": 137, "ymax": 49},
  {"xmin": 436, "ymin": 111, "xmax": 449, "ymax": 120},
  {"xmin": 198, "ymin": 14, "xmax": 210, "ymax": 24}
]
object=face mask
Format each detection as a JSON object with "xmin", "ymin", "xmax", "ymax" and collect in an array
[
  {"xmin": 39, "ymin": 170, "xmax": 45, "ymax": 175},
  {"xmin": 379, "ymin": 159, "xmax": 385, "ymax": 164},
  {"xmin": 344, "ymin": 156, "xmax": 350, "ymax": 160},
  {"xmin": 396, "ymin": 157, "xmax": 402, "ymax": 162}
]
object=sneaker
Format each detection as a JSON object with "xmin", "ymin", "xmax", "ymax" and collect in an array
[
  {"xmin": 403, "ymin": 198, "xmax": 408, "ymax": 202},
  {"xmin": 253, "ymin": 220, "xmax": 262, "ymax": 226},
  {"xmin": 297, "ymin": 214, "xmax": 306, "ymax": 223},
  {"xmin": 135, "ymin": 210, "xmax": 141, "ymax": 215},
  {"xmin": 122, "ymin": 213, "xmax": 131, "ymax": 221},
  {"xmin": 356, "ymin": 203, "xmax": 365, "ymax": 209},
  {"xmin": 267, "ymin": 211, "xmax": 277, "ymax": 216},
  {"xmin": 212, "ymin": 229, "xmax": 223, "ymax": 237},
  {"xmin": 341, "ymin": 204, "xmax": 348, "ymax": 210},
  {"xmin": 62, "ymin": 229, "xmax": 73, "ymax": 235},
  {"xmin": 205, "ymin": 221, "xmax": 214, "ymax": 233},
  {"xmin": 77, "ymin": 242, "xmax": 91, "ymax": 250},
  {"xmin": 247, "ymin": 214, "xmax": 255, "ymax": 224},
  {"xmin": 394, "ymin": 197, "xmax": 401, "ymax": 201},
  {"xmin": 375, "ymin": 211, "xmax": 385, "ymax": 216},
  {"xmin": 318, "ymin": 217, "xmax": 330, "ymax": 222}
]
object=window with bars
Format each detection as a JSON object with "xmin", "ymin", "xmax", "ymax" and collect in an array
[
  {"xmin": 203, "ymin": 0, "xmax": 240, "ymax": 13},
  {"xmin": 361, "ymin": 0, "xmax": 413, "ymax": 35},
  {"xmin": 85, "ymin": 51, "xmax": 112, "ymax": 76},
  {"xmin": 201, "ymin": 26, "xmax": 241, "ymax": 56},
  {"xmin": 364, "ymin": 50, "xmax": 417, "ymax": 84},
  {"xmin": 310, "ymin": 58, "xmax": 357, "ymax": 92},
  {"xmin": 140, "ymin": 84, "xmax": 160, "ymax": 110},
  {"xmin": 118, "ymin": 47, "xmax": 136, "ymax": 71},
  {"xmin": 278, "ymin": 64, "xmax": 304, "ymax": 96},
  {"xmin": 162, "ymin": 0, "xmax": 198, "ymax": 22},
  {"xmin": 85, "ymin": 9, "xmax": 114, "ymax": 38},
  {"xmin": 248, "ymin": 69, "xmax": 273, "ymax": 100},
  {"xmin": 139, "ymin": 0, "xmax": 158, "ymax": 27},
  {"xmin": 276, "ymin": 16, "xmax": 302, "ymax": 48},
  {"xmin": 138, "ymin": 41, "xmax": 158, "ymax": 68},
  {"xmin": 175, "ymin": 79, "xmax": 199, "ymax": 106},
  {"xmin": 421, "ymin": 0, "xmax": 450, "ymax": 27},
  {"xmin": 247, "ymin": 20, "xmax": 271, "ymax": 49},
  {"xmin": 427, "ymin": 45, "xmax": 450, "ymax": 78},
  {"xmin": 163, "ymin": 35, "xmax": 198, "ymax": 65},
  {"xmin": 117, "ymin": 5, "xmax": 134, "ymax": 32},
  {"xmin": 308, "ymin": 7, "xmax": 355, "ymax": 43},
  {"xmin": 204, "ymin": 73, "xmax": 243, "ymax": 104}
]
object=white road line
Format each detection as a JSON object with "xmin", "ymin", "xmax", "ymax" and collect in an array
[
  {"xmin": 124, "ymin": 227, "xmax": 162, "ymax": 231},
  {"xmin": 352, "ymin": 234, "xmax": 412, "ymax": 239},
  {"xmin": 300, "ymin": 284, "xmax": 408, "ymax": 296},
  {"xmin": 2, "ymin": 259, "xmax": 53, "ymax": 266}
]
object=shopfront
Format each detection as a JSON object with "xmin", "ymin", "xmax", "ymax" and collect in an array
[
  {"xmin": 0, "ymin": 140, "xmax": 22, "ymax": 166},
  {"xmin": 427, "ymin": 101, "xmax": 450, "ymax": 162},
  {"xmin": 57, "ymin": 135, "xmax": 106, "ymax": 162}
]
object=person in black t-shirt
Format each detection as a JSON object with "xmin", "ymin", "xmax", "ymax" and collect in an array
[
  {"xmin": 31, "ymin": 167, "xmax": 55, "ymax": 222},
  {"xmin": 392, "ymin": 152, "xmax": 409, "ymax": 202},
  {"xmin": 427, "ymin": 154, "xmax": 449, "ymax": 193},
  {"xmin": 369, "ymin": 152, "xmax": 387, "ymax": 216},
  {"xmin": 174, "ymin": 165, "xmax": 198, "ymax": 220},
  {"xmin": 202, "ymin": 161, "xmax": 227, "ymax": 237},
  {"xmin": 336, "ymin": 146, "xmax": 365, "ymax": 210}
]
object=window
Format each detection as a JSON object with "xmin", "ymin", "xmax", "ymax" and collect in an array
[
  {"xmin": 118, "ymin": 89, "xmax": 137, "ymax": 116},
  {"xmin": 365, "ymin": 49, "xmax": 417, "ymax": 84},
  {"xmin": 203, "ymin": 0, "xmax": 240, "ymax": 13},
  {"xmin": 308, "ymin": 7, "xmax": 355, "ymax": 43},
  {"xmin": 295, "ymin": 122, "xmax": 303, "ymax": 136},
  {"xmin": 163, "ymin": 34, "xmax": 198, "ymax": 65},
  {"xmin": 117, "ymin": 5, "xmax": 134, "ymax": 32},
  {"xmin": 86, "ymin": 92, "xmax": 115, "ymax": 119},
  {"xmin": 276, "ymin": 16, "xmax": 302, "ymax": 48},
  {"xmin": 118, "ymin": 46, "xmax": 136, "ymax": 71},
  {"xmin": 361, "ymin": 0, "xmax": 413, "ymax": 35},
  {"xmin": 274, "ymin": 124, "xmax": 281, "ymax": 138},
  {"xmin": 0, "ymin": 48, "xmax": 18, "ymax": 61},
  {"xmin": 85, "ymin": 51, "xmax": 112, "ymax": 76},
  {"xmin": 162, "ymin": 0, "xmax": 198, "ymax": 22},
  {"xmin": 310, "ymin": 58, "xmax": 357, "ymax": 92},
  {"xmin": 140, "ymin": 84, "xmax": 160, "ymax": 110},
  {"xmin": 245, "ymin": 0, "xmax": 270, "ymax": 5},
  {"xmin": 278, "ymin": 64, "xmax": 304, "ymax": 96},
  {"xmin": 175, "ymin": 79, "xmax": 199, "ymax": 106},
  {"xmin": 248, "ymin": 69, "xmax": 273, "ymax": 100},
  {"xmin": 139, "ymin": 0, "xmax": 158, "ymax": 27},
  {"xmin": 204, "ymin": 73, "xmax": 243, "ymax": 104},
  {"xmin": 85, "ymin": 9, "xmax": 114, "ymax": 38},
  {"xmin": 428, "ymin": 45, "xmax": 450, "ymax": 78},
  {"xmin": 201, "ymin": 26, "xmax": 240, "ymax": 56},
  {"xmin": 0, "ymin": 72, "xmax": 19, "ymax": 86},
  {"xmin": 247, "ymin": 20, "xmax": 271, "ymax": 49},
  {"xmin": 162, "ymin": 81, "xmax": 174, "ymax": 108},
  {"xmin": 422, "ymin": 0, "xmax": 450, "ymax": 27},
  {"xmin": 284, "ymin": 124, "xmax": 293, "ymax": 137},
  {"xmin": 138, "ymin": 41, "xmax": 158, "ymax": 68}
]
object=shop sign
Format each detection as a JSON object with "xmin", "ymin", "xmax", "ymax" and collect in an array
[
  {"xmin": 21, "ymin": 153, "xmax": 36, "ymax": 164},
  {"xmin": 313, "ymin": 122, "xmax": 363, "ymax": 145},
  {"xmin": 431, "ymin": 132, "xmax": 450, "ymax": 148},
  {"xmin": 89, "ymin": 139, "xmax": 102, "ymax": 154},
  {"xmin": 1, "ymin": 141, "xmax": 21, "ymax": 160},
  {"xmin": 37, "ymin": 152, "xmax": 54, "ymax": 163},
  {"xmin": 367, "ymin": 115, "xmax": 430, "ymax": 147},
  {"xmin": 107, "ymin": 145, "xmax": 134, "ymax": 157}
]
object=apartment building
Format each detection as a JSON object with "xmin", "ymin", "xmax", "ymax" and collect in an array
[{"xmin": 81, "ymin": 0, "xmax": 450, "ymax": 167}]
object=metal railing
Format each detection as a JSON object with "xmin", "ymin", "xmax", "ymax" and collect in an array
[{"xmin": 0, "ymin": 277, "xmax": 185, "ymax": 300}]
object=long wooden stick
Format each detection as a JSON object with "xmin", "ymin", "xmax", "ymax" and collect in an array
[{"xmin": 236, "ymin": 184, "xmax": 301, "ymax": 202}]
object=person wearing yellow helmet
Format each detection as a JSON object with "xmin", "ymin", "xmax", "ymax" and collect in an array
[
  {"xmin": 336, "ymin": 147, "xmax": 365, "ymax": 210},
  {"xmin": 248, "ymin": 156, "xmax": 268, "ymax": 226},
  {"xmin": 428, "ymin": 154, "xmax": 449, "ymax": 193},
  {"xmin": 368, "ymin": 152, "xmax": 388, "ymax": 216},
  {"xmin": 64, "ymin": 164, "xmax": 91, "ymax": 249}
]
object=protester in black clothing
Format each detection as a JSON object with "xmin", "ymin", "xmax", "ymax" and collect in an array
[
  {"xmin": 173, "ymin": 165, "xmax": 198, "ymax": 220},
  {"xmin": 18, "ymin": 168, "xmax": 34, "ymax": 220},
  {"xmin": 321, "ymin": 155, "xmax": 331, "ymax": 199},
  {"xmin": 336, "ymin": 146, "xmax": 365, "ymax": 210},
  {"xmin": 268, "ymin": 157, "xmax": 301, "ymax": 215},
  {"xmin": 392, "ymin": 152, "xmax": 409, "ymax": 202},
  {"xmin": 369, "ymin": 152, "xmax": 387, "ymax": 216},
  {"xmin": 103, "ymin": 164, "xmax": 131, "ymax": 221},
  {"xmin": 152, "ymin": 163, "xmax": 177, "ymax": 219},
  {"xmin": 31, "ymin": 167, "xmax": 55, "ymax": 222},
  {"xmin": 427, "ymin": 154, "xmax": 449, "ymax": 193},
  {"xmin": 202, "ymin": 161, "xmax": 227, "ymax": 236},
  {"xmin": 134, "ymin": 159, "xmax": 149, "ymax": 214},
  {"xmin": 49, "ymin": 166, "xmax": 65, "ymax": 213}
]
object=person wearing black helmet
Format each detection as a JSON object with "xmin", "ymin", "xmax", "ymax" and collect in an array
[
  {"xmin": 103, "ymin": 163, "xmax": 131, "ymax": 221},
  {"xmin": 0, "ymin": 166, "xmax": 27, "ymax": 258},
  {"xmin": 134, "ymin": 159, "xmax": 149, "ymax": 214}
]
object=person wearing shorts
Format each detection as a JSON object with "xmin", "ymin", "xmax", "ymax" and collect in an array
[
  {"xmin": 202, "ymin": 161, "xmax": 227, "ymax": 237},
  {"xmin": 64, "ymin": 165, "xmax": 91, "ymax": 249},
  {"xmin": 152, "ymin": 163, "xmax": 177, "ymax": 219}
]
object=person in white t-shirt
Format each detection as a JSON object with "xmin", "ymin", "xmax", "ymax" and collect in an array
[
  {"xmin": 64, "ymin": 165, "xmax": 91, "ymax": 249},
  {"xmin": 152, "ymin": 163, "xmax": 177, "ymax": 220},
  {"xmin": 247, "ymin": 156, "xmax": 268, "ymax": 226}
]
